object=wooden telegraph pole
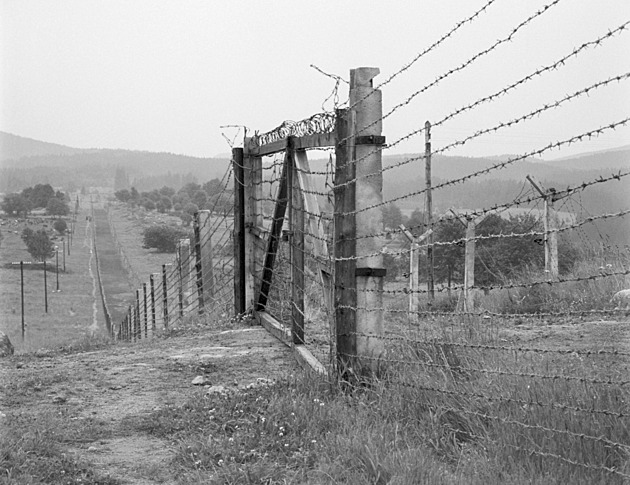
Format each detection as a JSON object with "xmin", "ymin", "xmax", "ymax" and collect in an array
[
  {"xmin": 425, "ymin": 121, "xmax": 435, "ymax": 302},
  {"xmin": 526, "ymin": 175, "xmax": 567, "ymax": 280}
]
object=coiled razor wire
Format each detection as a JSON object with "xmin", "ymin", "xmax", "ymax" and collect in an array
[{"xmin": 250, "ymin": 112, "xmax": 336, "ymax": 148}]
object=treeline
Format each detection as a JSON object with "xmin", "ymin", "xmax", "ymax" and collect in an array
[
  {"xmin": 114, "ymin": 178, "xmax": 232, "ymax": 226},
  {"xmin": 1, "ymin": 184, "xmax": 72, "ymax": 218},
  {"xmin": 382, "ymin": 205, "xmax": 578, "ymax": 288}
]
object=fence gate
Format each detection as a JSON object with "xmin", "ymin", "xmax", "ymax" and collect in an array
[{"xmin": 233, "ymin": 67, "xmax": 387, "ymax": 376}]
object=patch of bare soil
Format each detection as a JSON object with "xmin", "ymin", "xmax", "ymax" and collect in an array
[{"xmin": 0, "ymin": 325, "xmax": 296, "ymax": 484}]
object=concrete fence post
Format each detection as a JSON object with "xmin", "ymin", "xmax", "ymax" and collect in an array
[{"xmin": 335, "ymin": 67, "xmax": 386, "ymax": 378}]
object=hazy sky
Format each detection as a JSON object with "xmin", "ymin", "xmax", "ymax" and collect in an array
[{"xmin": 1, "ymin": 0, "xmax": 629, "ymax": 159}]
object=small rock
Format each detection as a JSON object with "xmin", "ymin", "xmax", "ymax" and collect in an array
[
  {"xmin": 0, "ymin": 331, "xmax": 14, "ymax": 358},
  {"xmin": 191, "ymin": 375, "xmax": 209, "ymax": 386},
  {"xmin": 205, "ymin": 385, "xmax": 228, "ymax": 395},
  {"xmin": 109, "ymin": 385, "xmax": 123, "ymax": 390},
  {"xmin": 52, "ymin": 395, "xmax": 67, "ymax": 404},
  {"xmin": 87, "ymin": 446, "xmax": 98, "ymax": 452}
]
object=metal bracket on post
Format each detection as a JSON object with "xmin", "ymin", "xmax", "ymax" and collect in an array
[{"xmin": 354, "ymin": 135, "xmax": 386, "ymax": 146}]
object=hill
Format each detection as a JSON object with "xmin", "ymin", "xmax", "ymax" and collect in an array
[
  {"xmin": 0, "ymin": 132, "xmax": 94, "ymax": 161},
  {"xmin": 0, "ymin": 132, "xmax": 230, "ymax": 193}
]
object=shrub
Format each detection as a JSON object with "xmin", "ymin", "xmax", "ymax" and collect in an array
[
  {"xmin": 53, "ymin": 219, "xmax": 68, "ymax": 235},
  {"xmin": 142, "ymin": 225, "xmax": 189, "ymax": 252},
  {"xmin": 23, "ymin": 228, "xmax": 55, "ymax": 262}
]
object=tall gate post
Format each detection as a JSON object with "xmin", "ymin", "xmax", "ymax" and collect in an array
[
  {"xmin": 233, "ymin": 148, "xmax": 247, "ymax": 315},
  {"xmin": 288, "ymin": 141, "xmax": 305, "ymax": 344},
  {"xmin": 335, "ymin": 67, "xmax": 386, "ymax": 377},
  {"xmin": 243, "ymin": 147, "xmax": 263, "ymax": 311}
]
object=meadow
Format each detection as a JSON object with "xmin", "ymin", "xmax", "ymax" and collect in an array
[{"xmin": 0, "ymin": 207, "xmax": 107, "ymax": 353}]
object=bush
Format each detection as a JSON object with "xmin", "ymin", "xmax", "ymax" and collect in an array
[
  {"xmin": 53, "ymin": 219, "xmax": 68, "ymax": 235},
  {"xmin": 142, "ymin": 225, "xmax": 189, "ymax": 252},
  {"xmin": 46, "ymin": 197, "xmax": 69, "ymax": 216},
  {"xmin": 23, "ymin": 228, "xmax": 55, "ymax": 262}
]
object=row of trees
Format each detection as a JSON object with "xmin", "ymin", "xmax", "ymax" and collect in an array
[
  {"xmin": 114, "ymin": 179, "xmax": 231, "ymax": 226},
  {"xmin": 1, "ymin": 184, "xmax": 70, "ymax": 218},
  {"xmin": 383, "ymin": 206, "xmax": 578, "ymax": 287}
]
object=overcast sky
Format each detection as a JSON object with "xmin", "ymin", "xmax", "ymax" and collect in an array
[{"xmin": 1, "ymin": 0, "xmax": 629, "ymax": 160}]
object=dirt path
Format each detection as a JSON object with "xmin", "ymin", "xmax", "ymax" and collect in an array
[{"xmin": 0, "ymin": 324, "xmax": 296, "ymax": 484}]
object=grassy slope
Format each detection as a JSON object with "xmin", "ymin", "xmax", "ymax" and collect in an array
[{"xmin": 0, "ymin": 205, "xmax": 107, "ymax": 353}]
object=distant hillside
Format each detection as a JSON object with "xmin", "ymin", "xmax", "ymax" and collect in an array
[
  {"xmin": 0, "ymin": 132, "xmax": 92, "ymax": 161},
  {"xmin": 0, "ymin": 131, "xmax": 230, "ymax": 193}
]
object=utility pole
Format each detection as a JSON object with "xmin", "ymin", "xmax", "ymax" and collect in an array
[
  {"xmin": 55, "ymin": 247, "xmax": 60, "ymax": 291},
  {"xmin": 526, "ymin": 175, "xmax": 567, "ymax": 280},
  {"xmin": 12, "ymin": 261, "xmax": 32, "ymax": 340},
  {"xmin": 43, "ymin": 259, "xmax": 48, "ymax": 313},
  {"xmin": 425, "ymin": 121, "xmax": 435, "ymax": 302}
]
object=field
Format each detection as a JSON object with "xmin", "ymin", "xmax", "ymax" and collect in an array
[{"xmin": 0, "ymin": 202, "xmax": 108, "ymax": 353}]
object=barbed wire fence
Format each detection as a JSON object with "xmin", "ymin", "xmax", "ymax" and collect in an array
[
  {"xmin": 112, "ymin": 165, "xmax": 236, "ymax": 341},
  {"xmin": 103, "ymin": 1, "xmax": 630, "ymax": 480},
  {"xmin": 228, "ymin": 1, "xmax": 629, "ymax": 479}
]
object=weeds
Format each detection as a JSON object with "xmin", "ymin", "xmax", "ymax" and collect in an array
[{"xmin": 0, "ymin": 410, "xmax": 118, "ymax": 484}]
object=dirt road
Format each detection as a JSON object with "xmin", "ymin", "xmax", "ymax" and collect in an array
[{"xmin": 0, "ymin": 324, "xmax": 296, "ymax": 484}]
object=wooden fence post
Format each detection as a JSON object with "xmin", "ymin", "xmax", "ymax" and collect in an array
[
  {"xmin": 143, "ymin": 282, "xmax": 148, "ymax": 337},
  {"xmin": 177, "ymin": 239, "xmax": 191, "ymax": 317},
  {"xmin": 135, "ymin": 290, "xmax": 141, "ymax": 340},
  {"xmin": 150, "ymin": 273, "xmax": 157, "ymax": 332},
  {"xmin": 162, "ymin": 264, "xmax": 170, "ymax": 329},
  {"xmin": 193, "ymin": 214, "xmax": 205, "ymax": 315},
  {"xmin": 425, "ymin": 121, "xmax": 435, "ymax": 302},
  {"xmin": 289, "ymin": 142, "xmax": 305, "ymax": 344},
  {"xmin": 243, "ymin": 148, "xmax": 263, "ymax": 310},
  {"xmin": 233, "ymin": 148, "xmax": 246, "ymax": 315},
  {"xmin": 197, "ymin": 210, "xmax": 215, "ymax": 304},
  {"xmin": 334, "ymin": 107, "xmax": 356, "ymax": 374}
]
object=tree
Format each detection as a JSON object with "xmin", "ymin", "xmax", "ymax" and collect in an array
[
  {"xmin": 156, "ymin": 196, "xmax": 172, "ymax": 213},
  {"xmin": 407, "ymin": 209, "xmax": 426, "ymax": 236},
  {"xmin": 381, "ymin": 203, "xmax": 404, "ymax": 230},
  {"xmin": 142, "ymin": 225, "xmax": 189, "ymax": 252},
  {"xmin": 22, "ymin": 183, "xmax": 55, "ymax": 209},
  {"xmin": 140, "ymin": 198, "xmax": 156, "ymax": 211},
  {"xmin": 115, "ymin": 189, "xmax": 131, "ymax": 203},
  {"xmin": 113, "ymin": 166, "xmax": 129, "ymax": 192},
  {"xmin": 184, "ymin": 202, "xmax": 199, "ymax": 216},
  {"xmin": 433, "ymin": 218, "xmax": 465, "ymax": 287},
  {"xmin": 46, "ymin": 197, "xmax": 69, "ymax": 216},
  {"xmin": 159, "ymin": 186, "xmax": 175, "ymax": 198},
  {"xmin": 24, "ymin": 229, "xmax": 54, "ymax": 262},
  {"xmin": 53, "ymin": 219, "xmax": 68, "ymax": 235},
  {"xmin": 192, "ymin": 190, "xmax": 207, "ymax": 209},
  {"xmin": 1, "ymin": 193, "xmax": 30, "ymax": 217}
]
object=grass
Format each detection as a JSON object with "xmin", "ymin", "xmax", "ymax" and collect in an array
[
  {"xmin": 1, "ymin": 408, "xmax": 119, "ymax": 485},
  {"xmin": 126, "ymin": 340, "xmax": 629, "ymax": 484},
  {"xmin": 0, "ymin": 210, "xmax": 109, "ymax": 353}
]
